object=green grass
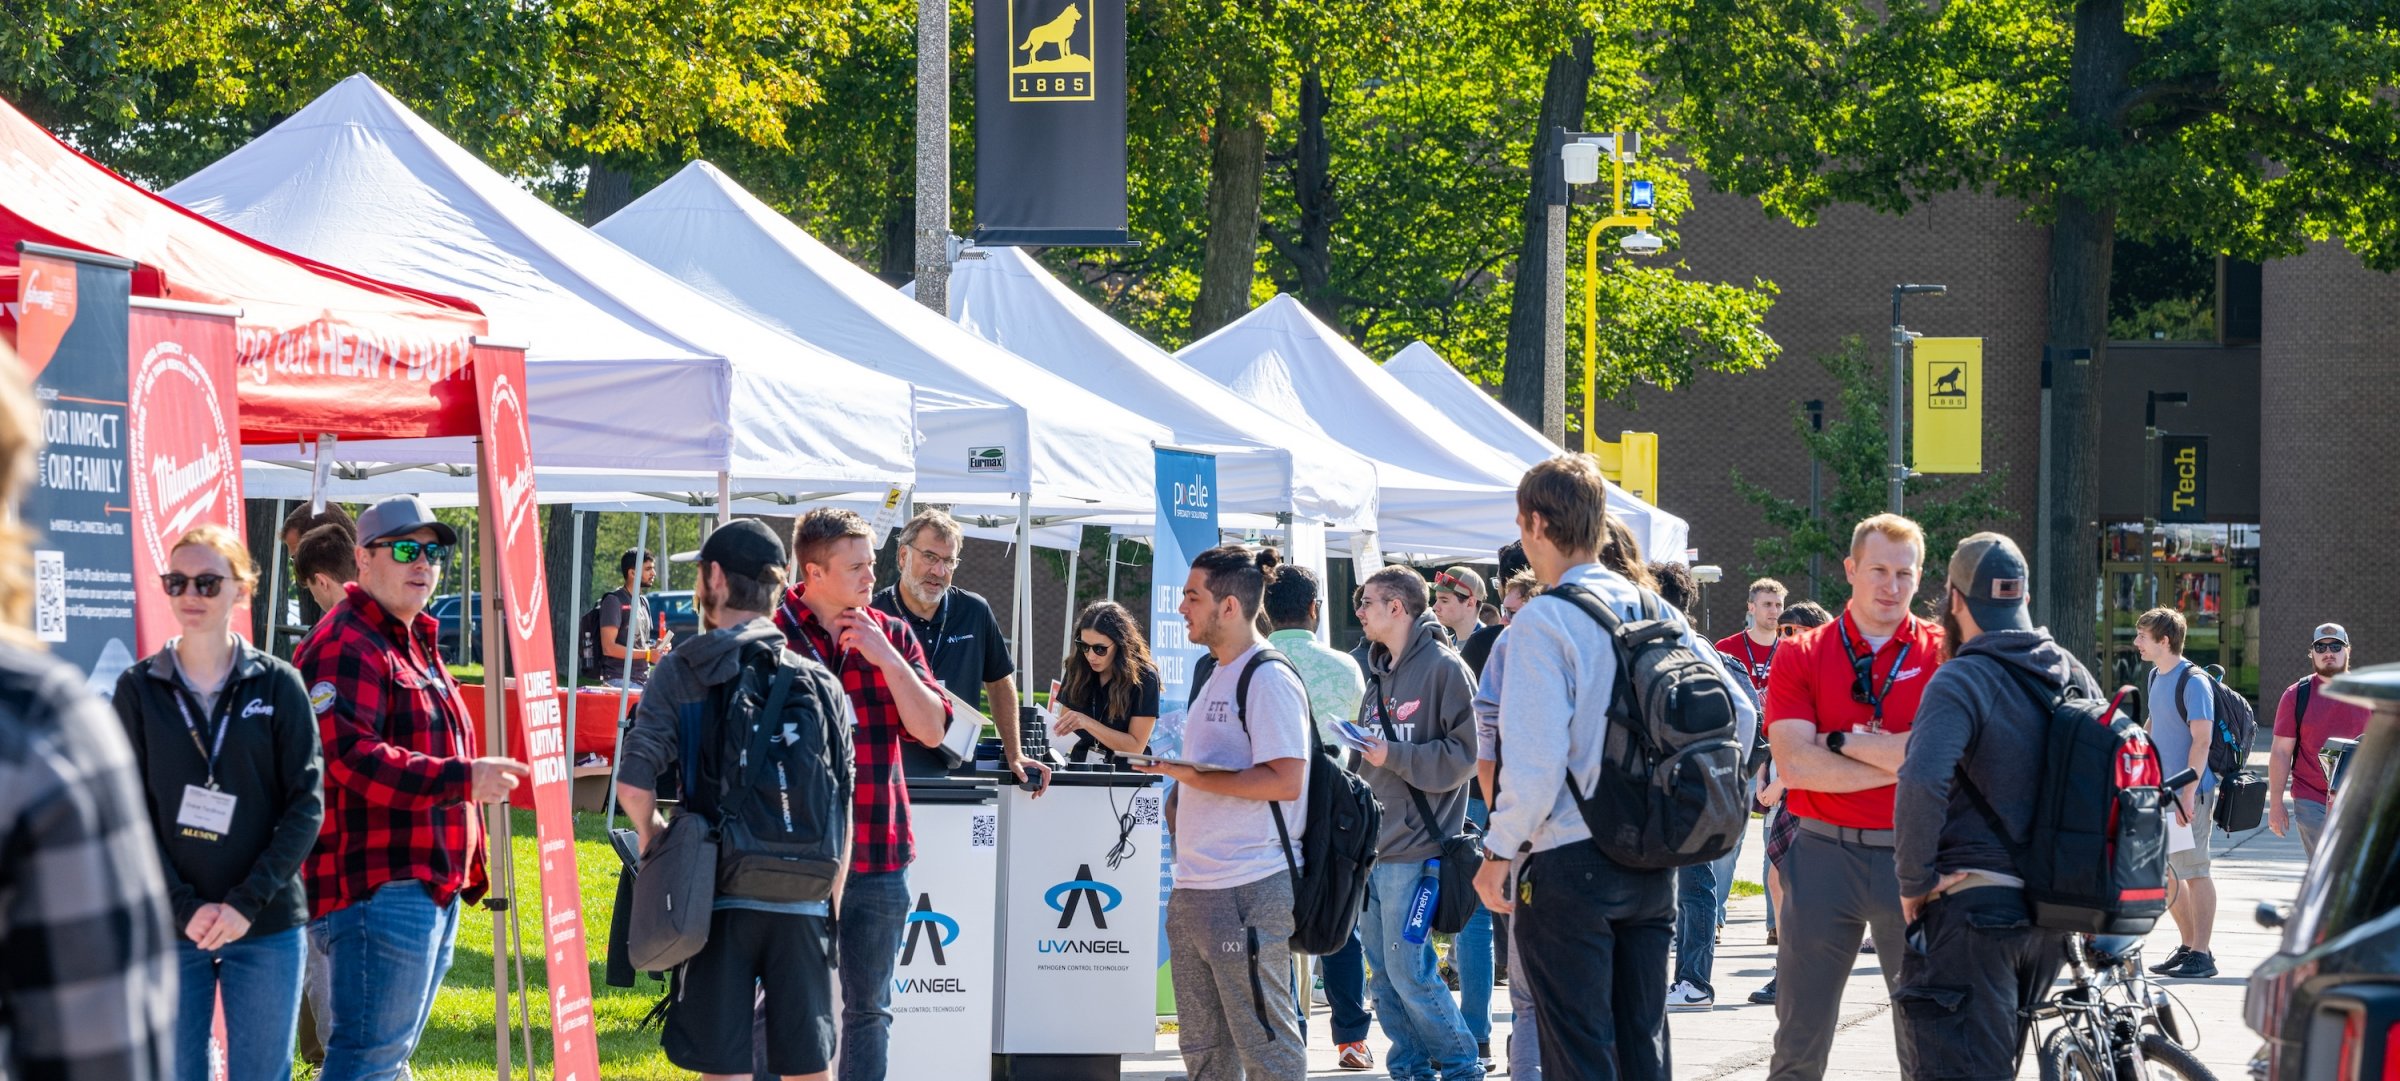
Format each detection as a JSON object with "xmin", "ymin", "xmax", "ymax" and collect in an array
[
  {"xmin": 1730, "ymin": 879, "xmax": 1766, "ymax": 899},
  {"xmin": 405, "ymin": 810, "xmax": 680, "ymax": 1081}
]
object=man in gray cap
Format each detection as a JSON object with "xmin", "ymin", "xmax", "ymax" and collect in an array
[
  {"xmin": 296, "ymin": 495, "xmax": 529, "ymax": 1081},
  {"xmin": 1891, "ymin": 532, "xmax": 2100, "ymax": 1079},
  {"xmin": 2269, "ymin": 621, "xmax": 2371, "ymax": 858}
]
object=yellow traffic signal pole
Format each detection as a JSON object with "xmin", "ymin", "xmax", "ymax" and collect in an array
[{"xmin": 1579, "ymin": 131, "xmax": 1655, "ymax": 454}]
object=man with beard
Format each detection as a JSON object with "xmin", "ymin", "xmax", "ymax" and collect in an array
[
  {"xmin": 2268, "ymin": 623, "xmax": 2371, "ymax": 858},
  {"xmin": 1891, "ymin": 533, "xmax": 2097, "ymax": 1081},
  {"xmin": 870, "ymin": 509, "xmax": 1046, "ymax": 788}
]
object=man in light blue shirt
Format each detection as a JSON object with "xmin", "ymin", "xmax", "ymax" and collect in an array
[
  {"xmin": 2134, "ymin": 606, "xmax": 2221, "ymax": 979},
  {"xmin": 1472, "ymin": 455, "xmax": 1756, "ymax": 1081}
]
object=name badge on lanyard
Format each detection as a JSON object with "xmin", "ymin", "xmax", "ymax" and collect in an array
[{"xmin": 173, "ymin": 688, "xmax": 237, "ymax": 840}]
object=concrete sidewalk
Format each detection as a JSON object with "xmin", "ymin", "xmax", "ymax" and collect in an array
[{"xmin": 1126, "ymin": 817, "xmax": 2304, "ymax": 1080}]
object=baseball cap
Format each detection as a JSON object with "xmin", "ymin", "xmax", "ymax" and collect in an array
[
  {"xmin": 670, "ymin": 518, "xmax": 786, "ymax": 581},
  {"xmin": 1945, "ymin": 532, "xmax": 2033, "ymax": 632},
  {"xmin": 2313, "ymin": 622, "xmax": 2350, "ymax": 648},
  {"xmin": 1437, "ymin": 566, "xmax": 1486, "ymax": 603},
  {"xmin": 355, "ymin": 496, "xmax": 459, "ymax": 547}
]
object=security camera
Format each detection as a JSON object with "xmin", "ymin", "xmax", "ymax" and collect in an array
[{"xmin": 1619, "ymin": 229, "xmax": 1665, "ymax": 256}]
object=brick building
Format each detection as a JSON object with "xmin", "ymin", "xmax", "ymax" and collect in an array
[{"xmin": 1603, "ymin": 181, "xmax": 2394, "ymax": 699}]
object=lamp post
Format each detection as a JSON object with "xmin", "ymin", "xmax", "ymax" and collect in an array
[
  {"xmin": 1889, "ymin": 284, "xmax": 1949, "ymax": 513},
  {"xmin": 2143, "ymin": 390, "xmax": 2191, "ymax": 621},
  {"xmin": 1559, "ymin": 127, "xmax": 1663, "ymax": 452}
]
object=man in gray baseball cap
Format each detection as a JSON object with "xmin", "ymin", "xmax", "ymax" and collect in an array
[{"xmin": 1890, "ymin": 532, "xmax": 2102, "ymax": 1078}]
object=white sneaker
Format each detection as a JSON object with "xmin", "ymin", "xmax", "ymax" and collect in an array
[
  {"xmin": 1666, "ymin": 980, "xmax": 1715, "ymax": 1012},
  {"xmin": 1311, "ymin": 981, "xmax": 1327, "ymax": 1006}
]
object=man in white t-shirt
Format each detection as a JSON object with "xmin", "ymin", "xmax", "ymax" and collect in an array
[{"xmin": 1136, "ymin": 545, "xmax": 1312, "ymax": 1080}]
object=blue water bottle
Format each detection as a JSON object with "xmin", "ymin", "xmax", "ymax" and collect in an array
[{"xmin": 1402, "ymin": 858, "xmax": 1441, "ymax": 944}]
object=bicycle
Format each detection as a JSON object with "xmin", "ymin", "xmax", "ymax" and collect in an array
[{"xmin": 2035, "ymin": 932, "xmax": 2216, "ymax": 1081}]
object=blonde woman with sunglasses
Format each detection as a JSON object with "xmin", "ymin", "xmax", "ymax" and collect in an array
[{"xmin": 114, "ymin": 524, "xmax": 324, "ymax": 1081}]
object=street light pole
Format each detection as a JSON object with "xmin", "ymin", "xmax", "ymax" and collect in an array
[
  {"xmin": 1888, "ymin": 284, "xmax": 1949, "ymax": 514},
  {"xmin": 912, "ymin": 0, "xmax": 950, "ymax": 314}
]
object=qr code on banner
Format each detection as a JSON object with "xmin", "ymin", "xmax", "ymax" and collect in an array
[
  {"xmin": 33, "ymin": 551, "xmax": 64, "ymax": 643},
  {"xmin": 1131, "ymin": 791, "xmax": 1162, "ymax": 826},
  {"xmin": 971, "ymin": 812, "xmax": 997, "ymax": 848}
]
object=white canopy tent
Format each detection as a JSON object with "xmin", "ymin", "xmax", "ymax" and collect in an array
[
  {"xmin": 938, "ymin": 246, "xmax": 1380, "ymax": 534},
  {"xmin": 165, "ymin": 75, "xmax": 918, "ymax": 500},
  {"xmin": 1176, "ymin": 296, "xmax": 1522, "ymax": 559},
  {"xmin": 594, "ymin": 161, "xmax": 1169, "ymax": 516},
  {"xmin": 1384, "ymin": 340, "xmax": 1691, "ymax": 560}
]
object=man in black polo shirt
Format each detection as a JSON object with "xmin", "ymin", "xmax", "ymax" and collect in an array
[{"xmin": 871, "ymin": 508, "xmax": 1048, "ymax": 786}]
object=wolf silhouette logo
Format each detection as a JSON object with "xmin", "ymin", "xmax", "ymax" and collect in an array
[{"xmin": 1019, "ymin": 3, "xmax": 1082, "ymax": 63}]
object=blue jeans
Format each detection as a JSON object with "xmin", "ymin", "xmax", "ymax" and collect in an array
[
  {"xmin": 837, "ymin": 868, "xmax": 910, "ymax": 1081},
  {"xmin": 1674, "ymin": 859, "xmax": 1718, "ymax": 995},
  {"xmin": 1457, "ymin": 797, "xmax": 1495, "ymax": 1044},
  {"xmin": 1322, "ymin": 927, "xmax": 1372, "ymax": 1045},
  {"xmin": 1710, "ymin": 827, "xmax": 1746, "ymax": 924},
  {"xmin": 313, "ymin": 881, "xmax": 461, "ymax": 1081},
  {"xmin": 177, "ymin": 926, "xmax": 306, "ymax": 1081},
  {"xmin": 1363, "ymin": 861, "xmax": 1484, "ymax": 1081}
]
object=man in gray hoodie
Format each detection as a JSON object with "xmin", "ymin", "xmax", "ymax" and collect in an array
[
  {"xmin": 1352, "ymin": 565, "xmax": 1485, "ymax": 1081},
  {"xmin": 1893, "ymin": 533, "xmax": 2097, "ymax": 1081}
]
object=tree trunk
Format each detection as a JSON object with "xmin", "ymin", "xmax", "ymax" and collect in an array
[
  {"xmin": 878, "ymin": 196, "xmax": 915, "ymax": 286},
  {"xmin": 543, "ymin": 505, "xmax": 595, "ymax": 671},
  {"xmin": 1280, "ymin": 66, "xmax": 1341, "ymax": 333},
  {"xmin": 1192, "ymin": 54, "xmax": 1274, "ymax": 339},
  {"xmin": 581, "ymin": 162, "xmax": 635, "ymax": 225},
  {"xmin": 1501, "ymin": 35, "xmax": 1595, "ymax": 444},
  {"xmin": 2040, "ymin": 0, "xmax": 2138, "ymax": 664}
]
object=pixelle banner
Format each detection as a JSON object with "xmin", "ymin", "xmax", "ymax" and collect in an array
[
  {"xmin": 1912, "ymin": 336, "xmax": 1983, "ymax": 474},
  {"xmin": 1147, "ymin": 446, "xmax": 1213, "ymax": 1014},
  {"xmin": 14, "ymin": 244, "xmax": 138, "ymax": 691},
  {"xmin": 2159, "ymin": 433, "xmax": 2208, "ymax": 524},
  {"xmin": 975, "ymin": 0, "xmax": 1129, "ymax": 245},
  {"xmin": 472, "ymin": 341, "xmax": 601, "ymax": 1081},
  {"xmin": 126, "ymin": 301, "xmax": 245, "ymax": 654}
]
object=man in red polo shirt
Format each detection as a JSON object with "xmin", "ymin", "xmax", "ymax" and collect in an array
[{"xmin": 1764, "ymin": 514, "xmax": 1944, "ymax": 1081}]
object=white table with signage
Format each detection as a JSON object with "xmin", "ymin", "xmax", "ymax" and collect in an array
[
  {"xmin": 873, "ymin": 776, "xmax": 1003, "ymax": 1080},
  {"xmin": 991, "ymin": 768, "xmax": 1166, "ymax": 1079}
]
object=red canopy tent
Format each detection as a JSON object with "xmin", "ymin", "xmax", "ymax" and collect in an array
[{"xmin": 0, "ymin": 94, "xmax": 489, "ymax": 443}]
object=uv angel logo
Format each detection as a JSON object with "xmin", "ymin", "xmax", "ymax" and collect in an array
[
  {"xmin": 1045, "ymin": 863, "xmax": 1122, "ymax": 930},
  {"xmin": 902, "ymin": 892, "xmax": 960, "ymax": 967},
  {"xmin": 487, "ymin": 375, "xmax": 545, "ymax": 640}
]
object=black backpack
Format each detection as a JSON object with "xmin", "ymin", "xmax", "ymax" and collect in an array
[
  {"xmin": 1959, "ymin": 662, "xmax": 2169, "ymax": 935},
  {"xmin": 1225, "ymin": 649, "xmax": 1382, "ymax": 956},
  {"xmin": 682, "ymin": 640, "xmax": 854, "ymax": 904},
  {"xmin": 1544, "ymin": 585, "xmax": 1747, "ymax": 870},
  {"xmin": 577, "ymin": 603, "xmax": 604, "ymax": 674},
  {"xmin": 2173, "ymin": 664, "xmax": 2260, "ymax": 786}
]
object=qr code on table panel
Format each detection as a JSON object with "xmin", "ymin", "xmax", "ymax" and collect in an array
[
  {"xmin": 1131, "ymin": 791, "xmax": 1162, "ymax": 826},
  {"xmin": 971, "ymin": 812, "xmax": 997, "ymax": 848}
]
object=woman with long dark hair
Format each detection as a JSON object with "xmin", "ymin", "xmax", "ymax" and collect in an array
[{"xmin": 1051, "ymin": 601, "xmax": 1162, "ymax": 765}]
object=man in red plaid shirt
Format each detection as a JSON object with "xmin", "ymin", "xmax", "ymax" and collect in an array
[
  {"xmin": 775, "ymin": 508, "xmax": 953, "ymax": 1081},
  {"xmin": 296, "ymin": 496, "xmax": 528, "ymax": 1081}
]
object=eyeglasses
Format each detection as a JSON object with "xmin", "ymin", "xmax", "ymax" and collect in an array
[
  {"xmin": 910, "ymin": 546, "xmax": 964, "ymax": 572},
  {"xmin": 1353, "ymin": 590, "xmax": 1393, "ymax": 613},
  {"xmin": 2313, "ymin": 641, "xmax": 2348, "ymax": 654},
  {"xmin": 1777, "ymin": 623, "xmax": 1806, "ymax": 639},
  {"xmin": 1079, "ymin": 640, "xmax": 1114, "ymax": 656},
  {"xmin": 160, "ymin": 573, "xmax": 227, "ymax": 598},
  {"xmin": 367, "ymin": 540, "xmax": 452, "ymax": 565}
]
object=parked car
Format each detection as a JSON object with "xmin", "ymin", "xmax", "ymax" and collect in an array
[
  {"xmin": 645, "ymin": 590, "xmax": 699, "ymax": 642},
  {"xmin": 2245, "ymin": 664, "xmax": 2400, "ymax": 1081},
  {"xmin": 428, "ymin": 592, "xmax": 483, "ymax": 664}
]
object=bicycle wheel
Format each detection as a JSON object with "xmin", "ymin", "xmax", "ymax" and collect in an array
[
  {"xmin": 2137, "ymin": 1033, "xmax": 2217, "ymax": 1081},
  {"xmin": 2041, "ymin": 1026, "xmax": 2110, "ymax": 1081}
]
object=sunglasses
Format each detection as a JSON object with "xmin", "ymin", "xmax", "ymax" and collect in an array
[
  {"xmin": 2313, "ymin": 641, "xmax": 2348, "ymax": 654},
  {"xmin": 1079, "ymin": 640, "xmax": 1114, "ymax": 656},
  {"xmin": 160, "ymin": 573, "xmax": 227, "ymax": 598},
  {"xmin": 1777, "ymin": 623, "xmax": 1806, "ymax": 639},
  {"xmin": 1434, "ymin": 572, "xmax": 1474, "ymax": 601},
  {"xmin": 367, "ymin": 539, "xmax": 452, "ymax": 565}
]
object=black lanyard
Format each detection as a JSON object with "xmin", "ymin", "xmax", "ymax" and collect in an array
[
  {"xmin": 1840, "ymin": 614, "xmax": 1911, "ymax": 727},
  {"xmin": 787, "ymin": 607, "xmax": 851, "ymax": 680},
  {"xmin": 1738, "ymin": 633, "xmax": 1777, "ymax": 690},
  {"xmin": 172, "ymin": 682, "xmax": 231, "ymax": 789}
]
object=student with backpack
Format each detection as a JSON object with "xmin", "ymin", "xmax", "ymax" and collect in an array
[
  {"xmin": 1761, "ymin": 514, "xmax": 1945, "ymax": 1081},
  {"xmin": 2132, "ymin": 607, "xmax": 2223, "ymax": 979},
  {"xmin": 586, "ymin": 548, "xmax": 670, "ymax": 688},
  {"xmin": 615, "ymin": 518, "xmax": 854, "ymax": 1080},
  {"xmin": 1892, "ymin": 534, "xmax": 2104, "ymax": 1079},
  {"xmin": 1471, "ymin": 455, "xmax": 1755, "ymax": 1081},
  {"xmin": 1134, "ymin": 545, "xmax": 1314, "ymax": 1081}
]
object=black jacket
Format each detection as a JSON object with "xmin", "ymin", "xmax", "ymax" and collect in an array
[{"xmin": 114, "ymin": 640, "xmax": 324, "ymax": 936}]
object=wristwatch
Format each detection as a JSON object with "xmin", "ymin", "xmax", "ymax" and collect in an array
[{"xmin": 1826, "ymin": 731, "xmax": 1849, "ymax": 758}]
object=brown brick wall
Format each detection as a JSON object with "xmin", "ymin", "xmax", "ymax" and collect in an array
[
  {"xmin": 2260, "ymin": 241, "xmax": 2400, "ymax": 695},
  {"xmin": 1601, "ymin": 180, "xmax": 2051, "ymax": 636}
]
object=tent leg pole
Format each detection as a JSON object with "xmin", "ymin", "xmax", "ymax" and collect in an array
[
  {"xmin": 1016, "ymin": 493, "xmax": 1033, "ymax": 693},
  {"xmin": 563, "ymin": 510, "xmax": 584, "ymax": 693},
  {"xmin": 1105, "ymin": 534, "xmax": 1120, "ymax": 608},
  {"xmin": 1060, "ymin": 540, "xmax": 1080, "ymax": 667},
  {"xmin": 475, "ymin": 442, "xmax": 513, "ymax": 1081},
  {"xmin": 716, "ymin": 472, "xmax": 732, "ymax": 527},
  {"xmin": 265, "ymin": 499, "xmax": 288, "ymax": 653},
  {"xmin": 602, "ymin": 512, "xmax": 651, "ymax": 829}
]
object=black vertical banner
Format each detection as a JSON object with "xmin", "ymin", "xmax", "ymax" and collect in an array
[
  {"xmin": 2159, "ymin": 434, "xmax": 2208, "ymax": 524},
  {"xmin": 15, "ymin": 244, "xmax": 138, "ymax": 692},
  {"xmin": 975, "ymin": 0, "xmax": 1129, "ymax": 245}
]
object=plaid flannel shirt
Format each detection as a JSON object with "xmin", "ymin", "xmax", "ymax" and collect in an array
[
  {"xmin": 296, "ymin": 584, "xmax": 486, "ymax": 919},
  {"xmin": 0, "ymin": 647, "xmax": 176, "ymax": 1081},
  {"xmin": 775, "ymin": 585, "xmax": 951, "ymax": 874}
]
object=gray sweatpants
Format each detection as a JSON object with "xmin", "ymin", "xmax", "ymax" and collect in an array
[
  {"xmin": 1506, "ymin": 903, "xmax": 1542, "ymax": 1080},
  {"xmin": 1168, "ymin": 872, "xmax": 1307, "ymax": 1080},
  {"xmin": 1768, "ymin": 829, "xmax": 1916, "ymax": 1081}
]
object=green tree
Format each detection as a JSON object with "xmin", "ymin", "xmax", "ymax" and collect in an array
[
  {"xmin": 1732, "ymin": 338, "xmax": 2013, "ymax": 611},
  {"xmin": 1653, "ymin": 0, "xmax": 2400, "ymax": 658}
]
